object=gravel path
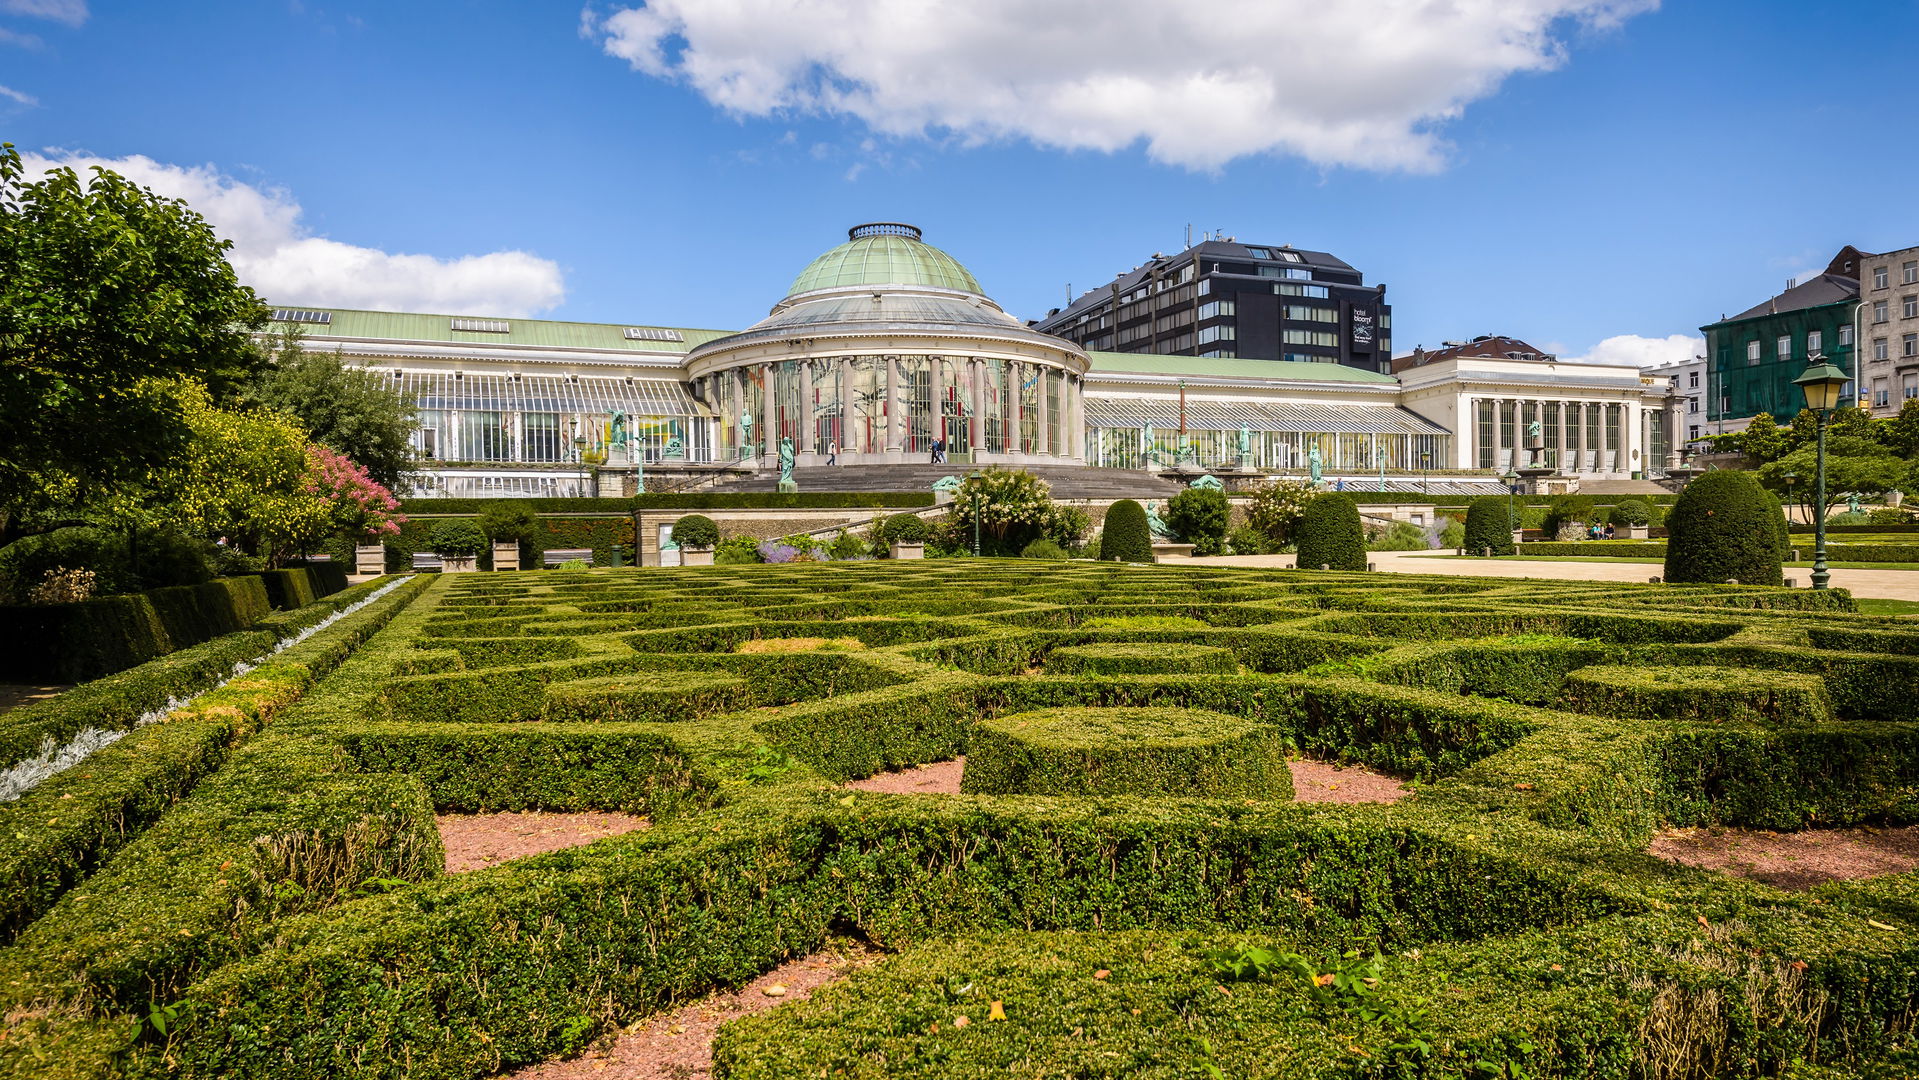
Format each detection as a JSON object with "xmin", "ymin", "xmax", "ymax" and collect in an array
[
  {"xmin": 438, "ymin": 811, "xmax": 650, "ymax": 873},
  {"xmin": 1650, "ymin": 825, "xmax": 1919, "ymax": 890},
  {"xmin": 840, "ymin": 757, "xmax": 1406, "ymax": 803},
  {"xmin": 500, "ymin": 940, "xmax": 881, "ymax": 1080}
]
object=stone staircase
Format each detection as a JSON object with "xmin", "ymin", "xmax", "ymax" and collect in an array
[{"xmin": 707, "ymin": 464, "xmax": 1184, "ymax": 500}]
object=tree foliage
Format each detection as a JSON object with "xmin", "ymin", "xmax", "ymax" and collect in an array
[
  {"xmin": 1462, "ymin": 496, "xmax": 1515, "ymax": 556},
  {"xmin": 1294, "ymin": 494, "xmax": 1367, "ymax": 571},
  {"xmin": 1740, "ymin": 413, "xmax": 1787, "ymax": 464},
  {"xmin": 249, "ymin": 329, "xmax": 419, "ymax": 490},
  {"xmin": 1243, "ymin": 479, "xmax": 1315, "ymax": 544},
  {"xmin": 948, "ymin": 468, "xmax": 1082, "ymax": 556},
  {"xmin": 1165, "ymin": 487, "xmax": 1230, "ymax": 556},
  {"xmin": 1757, "ymin": 437, "xmax": 1907, "ymax": 519},
  {"xmin": 0, "ymin": 143, "xmax": 267, "ymax": 526},
  {"xmin": 1663, "ymin": 470, "xmax": 1784, "ymax": 586},
  {"xmin": 306, "ymin": 445, "xmax": 404, "ymax": 543},
  {"xmin": 1883, "ymin": 398, "xmax": 1919, "ymax": 459}
]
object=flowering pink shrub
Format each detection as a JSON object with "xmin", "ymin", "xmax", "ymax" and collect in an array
[{"xmin": 304, "ymin": 445, "xmax": 406, "ymax": 541}]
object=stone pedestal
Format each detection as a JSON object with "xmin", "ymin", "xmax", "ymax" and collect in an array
[
  {"xmin": 441, "ymin": 556, "xmax": 477, "ymax": 574},
  {"xmin": 890, "ymin": 542, "xmax": 925, "ymax": 560},
  {"xmin": 491, "ymin": 542, "xmax": 520, "ymax": 572},
  {"xmin": 683, "ymin": 547, "xmax": 714, "ymax": 566},
  {"xmin": 354, "ymin": 545, "xmax": 384, "ymax": 575}
]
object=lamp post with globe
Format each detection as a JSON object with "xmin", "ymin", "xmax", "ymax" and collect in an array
[{"xmin": 1791, "ymin": 353, "xmax": 1850, "ymax": 590}]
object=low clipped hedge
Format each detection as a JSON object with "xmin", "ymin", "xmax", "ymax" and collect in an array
[
  {"xmin": 0, "ymin": 575, "xmax": 274, "ymax": 683},
  {"xmin": 961, "ymin": 706, "xmax": 1291, "ymax": 798},
  {"xmin": 1042, "ymin": 642, "xmax": 1238, "ymax": 675},
  {"xmin": 1099, "ymin": 500, "xmax": 1154, "ymax": 563},
  {"xmin": 1564, "ymin": 664, "xmax": 1833, "ymax": 724}
]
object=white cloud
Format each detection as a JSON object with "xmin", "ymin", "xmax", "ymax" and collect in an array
[
  {"xmin": 1, "ymin": 0, "xmax": 86, "ymax": 26},
  {"xmin": 0, "ymin": 26, "xmax": 44, "ymax": 47},
  {"xmin": 20, "ymin": 151, "xmax": 566, "ymax": 316},
  {"xmin": 1565, "ymin": 333, "xmax": 1702, "ymax": 369},
  {"xmin": 585, "ymin": 0, "xmax": 1657, "ymax": 172},
  {"xmin": 0, "ymin": 83, "xmax": 37, "ymax": 106}
]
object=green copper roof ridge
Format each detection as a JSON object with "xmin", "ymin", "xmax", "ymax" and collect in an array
[{"xmin": 786, "ymin": 233, "xmax": 983, "ymax": 298}]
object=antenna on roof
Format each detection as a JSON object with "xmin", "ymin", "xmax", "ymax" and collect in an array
[{"xmin": 1185, "ymin": 223, "xmax": 1192, "ymax": 248}]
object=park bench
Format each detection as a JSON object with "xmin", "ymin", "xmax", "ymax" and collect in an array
[{"xmin": 543, "ymin": 548, "xmax": 594, "ymax": 567}]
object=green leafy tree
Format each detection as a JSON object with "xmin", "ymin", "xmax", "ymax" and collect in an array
[
  {"xmin": 1740, "ymin": 413, "xmax": 1787, "ymax": 464},
  {"xmin": 1294, "ymin": 494, "xmax": 1366, "ymax": 571},
  {"xmin": 1663, "ymin": 470, "xmax": 1784, "ymax": 585},
  {"xmin": 1785, "ymin": 406, "xmax": 1875, "ymax": 453},
  {"xmin": 1244, "ymin": 479, "xmax": 1314, "ymax": 545},
  {"xmin": 249, "ymin": 328, "xmax": 419, "ymax": 490},
  {"xmin": 1882, "ymin": 397, "xmax": 1919, "ymax": 459},
  {"xmin": 1165, "ymin": 487, "xmax": 1230, "ymax": 555},
  {"xmin": 949, "ymin": 468, "xmax": 1080, "ymax": 556},
  {"xmin": 669, "ymin": 513, "xmax": 719, "ymax": 549},
  {"xmin": 1758, "ymin": 437, "xmax": 1906, "ymax": 521},
  {"xmin": 0, "ymin": 144, "xmax": 268, "ymax": 531},
  {"xmin": 429, "ymin": 520, "xmax": 488, "ymax": 559},
  {"xmin": 1098, "ymin": 500, "xmax": 1154, "ymax": 563},
  {"xmin": 1462, "ymin": 496, "xmax": 1515, "ymax": 555}
]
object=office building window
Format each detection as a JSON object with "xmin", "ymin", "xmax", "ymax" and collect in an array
[
  {"xmin": 1282, "ymin": 329, "xmax": 1339, "ymax": 347},
  {"xmin": 1875, "ymin": 300, "xmax": 1890, "ymax": 323},
  {"xmin": 1875, "ymin": 266, "xmax": 1890, "ymax": 289},
  {"xmin": 1808, "ymin": 330, "xmax": 1822, "ymax": 353},
  {"xmin": 1841, "ymin": 324, "xmax": 1855, "ymax": 345},
  {"xmin": 1197, "ymin": 299, "xmax": 1235, "ymax": 320},
  {"xmin": 1273, "ymin": 283, "xmax": 1330, "ymax": 298},
  {"xmin": 1875, "ymin": 338, "xmax": 1890, "ymax": 361},
  {"xmin": 1199, "ymin": 349, "xmax": 1236, "ymax": 358},
  {"xmin": 1283, "ymin": 352, "xmax": 1330, "ymax": 364},
  {"xmin": 1906, "ymin": 296, "xmax": 1918, "ymax": 319},
  {"xmin": 1196, "ymin": 278, "xmax": 1210, "ymax": 296},
  {"xmin": 1197, "ymin": 324, "xmax": 1234, "ymax": 345},
  {"xmin": 1282, "ymin": 305, "xmax": 1337, "ymax": 323},
  {"xmin": 1688, "ymin": 370, "xmax": 1699, "ymax": 388},
  {"xmin": 1687, "ymin": 398, "xmax": 1699, "ymax": 414},
  {"xmin": 1906, "ymin": 373, "xmax": 1919, "ymax": 400},
  {"xmin": 1907, "ymin": 333, "xmax": 1918, "ymax": 357},
  {"xmin": 1776, "ymin": 335, "xmax": 1792, "ymax": 360},
  {"xmin": 1874, "ymin": 378, "xmax": 1890, "ymax": 408},
  {"xmin": 1746, "ymin": 340, "xmax": 1761, "ymax": 363},
  {"xmin": 1688, "ymin": 425, "xmax": 1700, "ymax": 440},
  {"xmin": 1907, "ymin": 260, "xmax": 1919, "ymax": 284}
]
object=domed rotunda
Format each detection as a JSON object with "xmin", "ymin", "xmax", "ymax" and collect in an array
[{"xmin": 684, "ymin": 223, "xmax": 1088, "ymax": 467}]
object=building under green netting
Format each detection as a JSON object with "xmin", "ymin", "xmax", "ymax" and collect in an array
[{"xmin": 1704, "ymin": 273, "xmax": 1858, "ymax": 424}]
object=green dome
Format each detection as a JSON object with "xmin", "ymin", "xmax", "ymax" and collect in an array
[{"xmin": 786, "ymin": 223, "xmax": 983, "ymax": 297}]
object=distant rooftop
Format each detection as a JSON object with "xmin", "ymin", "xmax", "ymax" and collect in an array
[
  {"xmin": 1393, "ymin": 334, "xmax": 1556, "ymax": 372},
  {"xmin": 1087, "ymin": 351, "xmax": 1397, "ymax": 384},
  {"xmin": 1711, "ymin": 273, "xmax": 1861, "ymax": 326},
  {"xmin": 263, "ymin": 307, "xmax": 735, "ymax": 354}
]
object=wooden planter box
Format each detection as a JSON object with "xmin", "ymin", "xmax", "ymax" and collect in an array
[
  {"xmin": 890, "ymin": 542, "xmax": 925, "ymax": 560},
  {"xmin": 440, "ymin": 556, "xmax": 478, "ymax": 574},
  {"xmin": 492, "ymin": 541, "xmax": 521, "ymax": 571},
  {"xmin": 682, "ymin": 546, "xmax": 714, "ymax": 566},
  {"xmin": 354, "ymin": 545, "xmax": 384, "ymax": 575}
]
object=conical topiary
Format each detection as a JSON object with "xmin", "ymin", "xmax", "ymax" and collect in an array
[
  {"xmin": 1663, "ymin": 470, "xmax": 1784, "ymax": 585},
  {"xmin": 1294, "ymin": 494, "xmax": 1366, "ymax": 571},
  {"xmin": 1100, "ymin": 500, "xmax": 1155, "ymax": 563},
  {"xmin": 1462, "ymin": 495, "xmax": 1516, "ymax": 556}
]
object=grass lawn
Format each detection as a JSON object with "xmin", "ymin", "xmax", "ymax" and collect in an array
[
  {"xmin": 1855, "ymin": 597, "xmax": 1919, "ymax": 616},
  {"xmin": 1409, "ymin": 553, "xmax": 1919, "ymax": 571}
]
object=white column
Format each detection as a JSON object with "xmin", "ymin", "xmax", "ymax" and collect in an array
[
  {"xmin": 799, "ymin": 360, "xmax": 816, "ymax": 458},
  {"xmin": 1037, "ymin": 368, "xmax": 1052, "ymax": 457},
  {"xmin": 970, "ymin": 357, "xmax": 986, "ymax": 455},
  {"xmin": 1556, "ymin": 401, "xmax": 1570, "ymax": 475},
  {"xmin": 761, "ymin": 362, "xmax": 779, "ymax": 466},
  {"xmin": 884, "ymin": 356, "xmax": 902, "ymax": 455}
]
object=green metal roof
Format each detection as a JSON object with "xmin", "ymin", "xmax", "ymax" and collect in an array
[
  {"xmin": 787, "ymin": 233, "xmax": 983, "ymax": 297},
  {"xmin": 1086, "ymin": 351, "xmax": 1399, "ymax": 384},
  {"xmin": 264, "ymin": 308, "xmax": 735, "ymax": 354}
]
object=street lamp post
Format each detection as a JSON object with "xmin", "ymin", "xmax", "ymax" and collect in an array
[{"xmin": 1792, "ymin": 353, "xmax": 1850, "ymax": 590}]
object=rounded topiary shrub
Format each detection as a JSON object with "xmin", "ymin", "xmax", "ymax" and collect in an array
[
  {"xmin": 1564, "ymin": 664, "xmax": 1831, "ymax": 725},
  {"xmin": 1461, "ymin": 496, "xmax": 1515, "ymax": 556},
  {"xmin": 960, "ymin": 706, "xmax": 1291, "ymax": 799},
  {"xmin": 429, "ymin": 520, "xmax": 488, "ymax": 559},
  {"xmin": 1020, "ymin": 538, "xmax": 1068, "ymax": 560},
  {"xmin": 1043, "ymin": 643, "xmax": 1236, "ymax": 676},
  {"xmin": 1663, "ymin": 470, "xmax": 1785, "ymax": 585},
  {"xmin": 1099, "ymin": 500, "xmax": 1155, "ymax": 563},
  {"xmin": 1165, "ymin": 487, "xmax": 1230, "ymax": 555},
  {"xmin": 1293, "ymin": 494, "xmax": 1366, "ymax": 571},
  {"xmin": 1609, "ymin": 499, "xmax": 1652, "ymax": 527},
  {"xmin": 880, "ymin": 514, "xmax": 929, "ymax": 545},
  {"xmin": 672, "ymin": 514, "xmax": 720, "ymax": 549}
]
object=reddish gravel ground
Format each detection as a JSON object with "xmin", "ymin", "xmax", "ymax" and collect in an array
[
  {"xmin": 1286, "ymin": 759, "xmax": 1409, "ymax": 804},
  {"xmin": 501, "ymin": 940, "xmax": 881, "ymax": 1080},
  {"xmin": 839, "ymin": 757, "xmax": 1407, "ymax": 804},
  {"xmin": 0, "ymin": 683, "xmax": 68, "ymax": 715},
  {"xmin": 1650, "ymin": 825, "xmax": 1919, "ymax": 890},
  {"xmin": 438, "ymin": 811, "xmax": 651, "ymax": 873}
]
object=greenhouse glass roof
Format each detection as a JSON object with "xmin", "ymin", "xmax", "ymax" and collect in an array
[{"xmin": 786, "ymin": 225, "xmax": 983, "ymax": 297}]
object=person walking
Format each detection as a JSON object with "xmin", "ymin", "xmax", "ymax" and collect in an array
[{"xmin": 826, "ymin": 441, "xmax": 837, "ymax": 466}]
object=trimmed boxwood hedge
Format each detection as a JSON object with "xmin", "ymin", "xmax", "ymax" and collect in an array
[
  {"xmin": 1294, "ymin": 493, "xmax": 1367, "ymax": 571},
  {"xmin": 11, "ymin": 562, "xmax": 1919, "ymax": 1080},
  {"xmin": 962, "ymin": 706, "xmax": 1292, "ymax": 798},
  {"xmin": 0, "ymin": 575, "xmax": 274, "ymax": 683},
  {"xmin": 1042, "ymin": 642, "xmax": 1238, "ymax": 675},
  {"xmin": 1664, "ymin": 470, "xmax": 1786, "ymax": 585},
  {"xmin": 1098, "ymin": 500, "xmax": 1154, "ymax": 563},
  {"xmin": 1463, "ymin": 494, "xmax": 1516, "ymax": 556}
]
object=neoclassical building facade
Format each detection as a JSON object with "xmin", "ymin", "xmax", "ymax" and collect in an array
[{"xmin": 264, "ymin": 222, "xmax": 1684, "ymax": 498}]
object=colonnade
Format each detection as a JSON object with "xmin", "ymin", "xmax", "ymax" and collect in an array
[{"xmin": 1466, "ymin": 397, "xmax": 1655, "ymax": 476}]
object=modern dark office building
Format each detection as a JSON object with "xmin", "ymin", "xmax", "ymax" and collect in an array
[{"xmin": 1031, "ymin": 238, "xmax": 1392, "ymax": 374}]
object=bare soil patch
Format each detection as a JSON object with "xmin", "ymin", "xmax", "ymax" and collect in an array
[
  {"xmin": 438, "ymin": 811, "xmax": 650, "ymax": 873},
  {"xmin": 1651, "ymin": 825, "xmax": 1919, "ymax": 890},
  {"xmin": 837, "ymin": 757, "xmax": 1407, "ymax": 804},
  {"xmin": 843, "ymin": 758, "xmax": 965, "ymax": 794},
  {"xmin": 1287, "ymin": 759, "xmax": 1409, "ymax": 804},
  {"xmin": 501, "ymin": 939, "xmax": 881, "ymax": 1080},
  {"xmin": 0, "ymin": 683, "xmax": 69, "ymax": 715}
]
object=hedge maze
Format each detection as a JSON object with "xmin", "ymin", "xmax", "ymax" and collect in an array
[{"xmin": 8, "ymin": 562, "xmax": 1919, "ymax": 1078}]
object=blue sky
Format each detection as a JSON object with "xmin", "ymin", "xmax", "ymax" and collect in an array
[{"xmin": 5, "ymin": 1, "xmax": 1917, "ymax": 368}]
